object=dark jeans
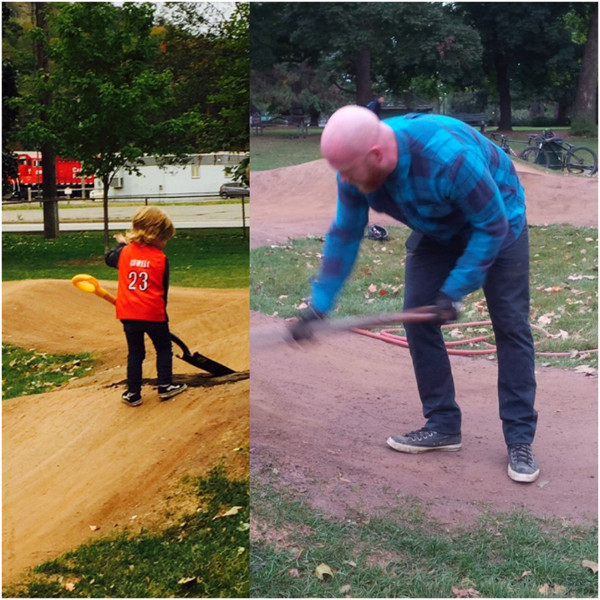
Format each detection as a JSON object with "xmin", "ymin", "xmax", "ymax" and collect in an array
[
  {"xmin": 121, "ymin": 320, "xmax": 173, "ymax": 393},
  {"xmin": 403, "ymin": 227, "xmax": 537, "ymax": 445}
]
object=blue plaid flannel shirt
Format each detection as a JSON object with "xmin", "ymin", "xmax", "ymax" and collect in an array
[{"xmin": 310, "ymin": 113, "xmax": 527, "ymax": 313}]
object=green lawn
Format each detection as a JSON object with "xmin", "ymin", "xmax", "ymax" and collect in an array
[
  {"xmin": 2, "ymin": 228, "xmax": 249, "ymax": 288},
  {"xmin": 251, "ymin": 478, "xmax": 598, "ymax": 599}
]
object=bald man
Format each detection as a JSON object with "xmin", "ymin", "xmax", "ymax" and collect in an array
[{"xmin": 290, "ymin": 105, "xmax": 539, "ymax": 484}]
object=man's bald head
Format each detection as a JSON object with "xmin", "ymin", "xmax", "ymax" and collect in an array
[
  {"xmin": 320, "ymin": 105, "xmax": 398, "ymax": 193},
  {"xmin": 320, "ymin": 105, "xmax": 382, "ymax": 170}
]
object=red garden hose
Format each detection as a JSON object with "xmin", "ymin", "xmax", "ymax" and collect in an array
[{"xmin": 352, "ymin": 320, "xmax": 598, "ymax": 358}]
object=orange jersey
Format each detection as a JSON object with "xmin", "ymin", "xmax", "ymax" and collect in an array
[{"xmin": 115, "ymin": 243, "xmax": 168, "ymax": 321}]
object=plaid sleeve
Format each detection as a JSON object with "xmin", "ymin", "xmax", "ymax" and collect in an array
[
  {"xmin": 310, "ymin": 181, "xmax": 369, "ymax": 314},
  {"xmin": 440, "ymin": 152, "xmax": 509, "ymax": 301}
]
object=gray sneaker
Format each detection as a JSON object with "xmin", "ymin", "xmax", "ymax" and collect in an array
[
  {"xmin": 387, "ymin": 428, "xmax": 462, "ymax": 453},
  {"xmin": 507, "ymin": 443, "xmax": 540, "ymax": 483}
]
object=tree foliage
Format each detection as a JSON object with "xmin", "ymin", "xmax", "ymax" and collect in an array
[
  {"xmin": 3, "ymin": 1, "xmax": 249, "ymax": 246},
  {"xmin": 456, "ymin": 2, "xmax": 586, "ymax": 129},
  {"xmin": 251, "ymin": 2, "xmax": 596, "ymax": 130},
  {"xmin": 250, "ymin": 2, "xmax": 483, "ymax": 116},
  {"xmin": 154, "ymin": 2, "xmax": 249, "ymax": 157}
]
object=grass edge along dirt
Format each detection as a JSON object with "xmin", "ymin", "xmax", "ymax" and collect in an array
[
  {"xmin": 250, "ymin": 224, "xmax": 598, "ymax": 370},
  {"xmin": 250, "ymin": 478, "xmax": 598, "ymax": 599},
  {"xmin": 2, "ymin": 464, "xmax": 250, "ymax": 598},
  {"xmin": 2, "ymin": 343, "xmax": 95, "ymax": 401}
]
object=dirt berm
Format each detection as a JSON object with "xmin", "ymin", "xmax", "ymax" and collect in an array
[{"xmin": 3, "ymin": 280, "xmax": 249, "ymax": 585}]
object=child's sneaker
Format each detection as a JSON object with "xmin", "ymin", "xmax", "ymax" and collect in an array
[
  {"xmin": 158, "ymin": 383, "xmax": 188, "ymax": 401},
  {"xmin": 121, "ymin": 391, "xmax": 142, "ymax": 407}
]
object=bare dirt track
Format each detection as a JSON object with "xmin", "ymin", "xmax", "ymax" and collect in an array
[
  {"xmin": 250, "ymin": 159, "xmax": 598, "ymax": 527},
  {"xmin": 2, "ymin": 280, "xmax": 249, "ymax": 585}
]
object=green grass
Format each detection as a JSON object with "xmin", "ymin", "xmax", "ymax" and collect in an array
[
  {"xmin": 3, "ymin": 465, "xmax": 250, "ymax": 598},
  {"xmin": 251, "ymin": 128, "xmax": 323, "ymax": 171},
  {"xmin": 250, "ymin": 225, "xmax": 598, "ymax": 370},
  {"xmin": 2, "ymin": 228, "xmax": 249, "ymax": 288},
  {"xmin": 2, "ymin": 343, "xmax": 95, "ymax": 400},
  {"xmin": 251, "ymin": 479, "xmax": 598, "ymax": 599}
]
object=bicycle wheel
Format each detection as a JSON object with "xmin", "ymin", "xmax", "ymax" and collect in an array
[
  {"xmin": 520, "ymin": 146, "xmax": 549, "ymax": 168},
  {"xmin": 565, "ymin": 146, "xmax": 598, "ymax": 176}
]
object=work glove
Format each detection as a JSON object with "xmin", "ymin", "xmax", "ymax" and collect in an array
[
  {"xmin": 287, "ymin": 305, "xmax": 327, "ymax": 342},
  {"xmin": 434, "ymin": 293, "xmax": 459, "ymax": 325}
]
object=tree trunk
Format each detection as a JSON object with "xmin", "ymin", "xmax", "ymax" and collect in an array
[
  {"xmin": 35, "ymin": 2, "xmax": 59, "ymax": 238},
  {"xmin": 572, "ymin": 9, "xmax": 598, "ymax": 124},
  {"xmin": 495, "ymin": 56, "xmax": 512, "ymax": 130},
  {"xmin": 556, "ymin": 101, "xmax": 570, "ymax": 126},
  {"xmin": 41, "ymin": 147, "xmax": 58, "ymax": 238},
  {"xmin": 354, "ymin": 46, "xmax": 372, "ymax": 106}
]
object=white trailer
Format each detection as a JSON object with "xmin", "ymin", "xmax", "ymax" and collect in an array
[{"xmin": 91, "ymin": 152, "xmax": 247, "ymax": 199}]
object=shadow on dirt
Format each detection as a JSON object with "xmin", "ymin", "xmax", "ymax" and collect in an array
[{"xmin": 107, "ymin": 370, "xmax": 250, "ymax": 391}]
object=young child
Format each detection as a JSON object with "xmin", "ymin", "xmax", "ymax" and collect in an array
[{"xmin": 105, "ymin": 206, "xmax": 187, "ymax": 407}]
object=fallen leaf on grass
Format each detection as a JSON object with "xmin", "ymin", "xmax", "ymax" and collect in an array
[
  {"xmin": 582, "ymin": 559, "xmax": 598, "ymax": 573},
  {"xmin": 574, "ymin": 365, "xmax": 597, "ymax": 376},
  {"xmin": 537, "ymin": 312, "xmax": 555, "ymax": 325},
  {"xmin": 213, "ymin": 505, "xmax": 243, "ymax": 519},
  {"xmin": 289, "ymin": 568, "xmax": 300, "ymax": 578},
  {"xmin": 539, "ymin": 583, "xmax": 567, "ymax": 596},
  {"xmin": 315, "ymin": 563, "xmax": 334, "ymax": 580},
  {"xmin": 339, "ymin": 584, "xmax": 351, "ymax": 594},
  {"xmin": 451, "ymin": 585, "xmax": 481, "ymax": 597},
  {"xmin": 568, "ymin": 274, "xmax": 597, "ymax": 281}
]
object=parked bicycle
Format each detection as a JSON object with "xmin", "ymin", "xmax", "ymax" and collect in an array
[
  {"xmin": 490, "ymin": 132, "xmax": 520, "ymax": 158},
  {"xmin": 520, "ymin": 130, "xmax": 598, "ymax": 176}
]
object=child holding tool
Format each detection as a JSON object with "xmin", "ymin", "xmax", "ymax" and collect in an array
[{"xmin": 105, "ymin": 206, "xmax": 187, "ymax": 406}]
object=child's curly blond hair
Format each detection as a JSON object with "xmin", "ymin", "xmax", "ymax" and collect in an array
[{"xmin": 126, "ymin": 206, "xmax": 175, "ymax": 246}]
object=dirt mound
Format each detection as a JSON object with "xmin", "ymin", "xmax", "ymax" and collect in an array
[
  {"xmin": 250, "ymin": 159, "xmax": 597, "ymax": 248},
  {"xmin": 250, "ymin": 159, "xmax": 598, "ymax": 527},
  {"xmin": 2, "ymin": 280, "xmax": 249, "ymax": 585}
]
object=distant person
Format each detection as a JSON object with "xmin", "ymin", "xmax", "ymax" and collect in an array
[
  {"xmin": 366, "ymin": 96, "xmax": 384, "ymax": 118},
  {"xmin": 105, "ymin": 206, "xmax": 187, "ymax": 407},
  {"xmin": 290, "ymin": 105, "xmax": 539, "ymax": 483}
]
